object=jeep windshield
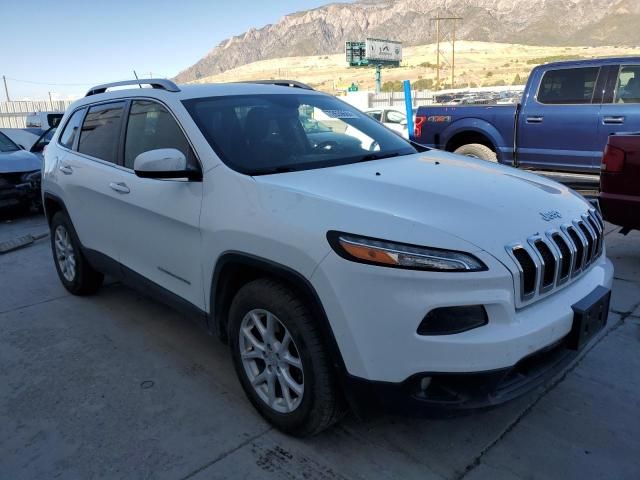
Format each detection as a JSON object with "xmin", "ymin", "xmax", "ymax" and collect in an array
[{"xmin": 183, "ymin": 93, "xmax": 420, "ymax": 175}]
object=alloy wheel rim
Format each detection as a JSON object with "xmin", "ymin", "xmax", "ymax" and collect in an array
[
  {"xmin": 239, "ymin": 309, "xmax": 304, "ymax": 413},
  {"xmin": 54, "ymin": 225, "xmax": 76, "ymax": 282}
]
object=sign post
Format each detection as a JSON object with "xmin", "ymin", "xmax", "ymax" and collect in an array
[{"xmin": 403, "ymin": 80, "xmax": 414, "ymax": 141}]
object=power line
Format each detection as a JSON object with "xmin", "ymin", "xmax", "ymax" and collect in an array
[
  {"xmin": 3, "ymin": 76, "xmax": 96, "ymax": 87},
  {"xmin": 3, "ymin": 74, "xmax": 173, "ymax": 87}
]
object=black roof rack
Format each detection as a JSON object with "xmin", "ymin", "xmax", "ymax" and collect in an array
[
  {"xmin": 85, "ymin": 79, "xmax": 180, "ymax": 97},
  {"xmin": 243, "ymin": 80, "xmax": 314, "ymax": 90}
]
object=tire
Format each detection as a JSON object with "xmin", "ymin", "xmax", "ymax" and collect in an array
[
  {"xmin": 229, "ymin": 278, "xmax": 344, "ymax": 436},
  {"xmin": 50, "ymin": 212, "xmax": 104, "ymax": 295},
  {"xmin": 453, "ymin": 143, "xmax": 497, "ymax": 162}
]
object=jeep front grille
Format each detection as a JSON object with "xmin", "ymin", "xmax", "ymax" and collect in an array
[{"xmin": 506, "ymin": 209, "xmax": 604, "ymax": 303}]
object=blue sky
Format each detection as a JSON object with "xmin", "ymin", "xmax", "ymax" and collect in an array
[{"xmin": 1, "ymin": 0, "xmax": 345, "ymax": 100}]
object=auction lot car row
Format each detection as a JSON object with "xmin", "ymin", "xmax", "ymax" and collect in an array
[{"xmin": 40, "ymin": 77, "xmax": 614, "ymax": 436}]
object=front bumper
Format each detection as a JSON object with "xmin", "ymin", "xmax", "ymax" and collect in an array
[
  {"xmin": 0, "ymin": 171, "xmax": 41, "ymax": 209},
  {"xmin": 311, "ymin": 250, "xmax": 614, "ymax": 383},
  {"xmin": 344, "ymin": 332, "xmax": 581, "ymax": 414}
]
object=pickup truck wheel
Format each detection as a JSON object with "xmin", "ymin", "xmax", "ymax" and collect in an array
[
  {"xmin": 50, "ymin": 212, "xmax": 104, "ymax": 295},
  {"xmin": 229, "ymin": 278, "xmax": 344, "ymax": 436},
  {"xmin": 453, "ymin": 143, "xmax": 497, "ymax": 162}
]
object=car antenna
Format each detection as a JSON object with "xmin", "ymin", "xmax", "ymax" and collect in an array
[{"xmin": 133, "ymin": 70, "xmax": 143, "ymax": 89}]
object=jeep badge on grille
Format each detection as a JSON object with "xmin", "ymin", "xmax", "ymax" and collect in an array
[{"xmin": 540, "ymin": 210, "xmax": 562, "ymax": 222}]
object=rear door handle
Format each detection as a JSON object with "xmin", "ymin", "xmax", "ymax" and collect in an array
[
  {"xmin": 59, "ymin": 164, "xmax": 73, "ymax": 175},
  {"xmin": 109, "ymin": 182, "xmax": 130, "ymax": 194},
  {"xmin": 526, "ymin": 116, "xmax": 544, "ymax": 124},
  {"xmin": 603, "ymin": 116, "xmax": 625, "ymax": 125}
]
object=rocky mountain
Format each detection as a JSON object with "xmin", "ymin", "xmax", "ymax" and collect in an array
[{"xmin": 174, "ymin": 0, "xmax": 640, "ymax": 82}]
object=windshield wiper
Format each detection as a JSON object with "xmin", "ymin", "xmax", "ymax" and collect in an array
[
  {"xmin": 249, "ymin": 166, "xmax": 299, "ymax": 175},
  {"xmin": 357, "ymin": 152, "xmax": 404, "ymax": 163}
]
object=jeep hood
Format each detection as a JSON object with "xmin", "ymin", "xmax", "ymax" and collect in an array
[
  {"xmin": 0, "ymin": 149, "xmax": 41, "ymax": 173},
  {"xmin": 255, "ymin": 150, "xmax": 594, "ymax": 255}
]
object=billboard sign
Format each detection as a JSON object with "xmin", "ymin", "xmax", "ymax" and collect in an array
[
  {"xmin": 365, "ymin": 38, "xmax": 402, "ymax": 63},
  {"xmin": 345, "ymin": 41, "xmax": 367, "ymax": 66}
]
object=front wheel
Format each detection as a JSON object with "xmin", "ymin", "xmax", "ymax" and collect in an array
[
  {"xmin": 453, "ymin": 143, "xmax": 497, "ymax": 162},
  {"xmin": 228, "ymin": 278, "xmax": 344, "ymax": 436}
]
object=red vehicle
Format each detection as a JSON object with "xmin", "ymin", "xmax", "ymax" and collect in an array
[{"xmin": 600, "ymin": 133, "xmax": 640, "ymax": 233}]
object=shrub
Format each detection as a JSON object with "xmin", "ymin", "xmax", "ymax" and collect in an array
[{"xmin": 412, "ymin": 78, "xmax": 433, "ymax": 90}]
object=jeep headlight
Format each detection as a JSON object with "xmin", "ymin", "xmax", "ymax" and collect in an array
[{"xmin": 328, "ymin": 232, "xmax": 487, "ymax": 272}]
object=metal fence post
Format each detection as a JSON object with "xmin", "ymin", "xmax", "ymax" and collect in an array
[{"xmin": 403, "ymin": 80, "xmax": 414, "ymax": 141}]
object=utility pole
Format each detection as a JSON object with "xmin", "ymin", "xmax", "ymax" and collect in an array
[
  {"xmin": 431, "ymin": 16, "xmax": 462, "ymax": 91},
  {"xmin": 2, "ymin": 75, "xmax": 10, "ymax": 102},
  {"xmin": 435, "ymin": 19, "xmax": 440, "ymax": 92},
  {"xmin": 48, "ymin": 91, "xmax": 53, "ymax": 108},
  {"xmin": 375, "ymin": 64, "xmax": 382, "ymax": 93},
  {"xmin": 452, "ymin": 19, "xmax": 457, "ymax": 88}
]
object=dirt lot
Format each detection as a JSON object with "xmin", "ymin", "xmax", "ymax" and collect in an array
[{"xmin": 1, "ymin": 211, "xmax": 639, "ymax": 480}]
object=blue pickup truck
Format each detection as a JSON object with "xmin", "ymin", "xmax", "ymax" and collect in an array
[{"xmin": 414, "ymin": 57, "xmax": 640, "ymax": 174}]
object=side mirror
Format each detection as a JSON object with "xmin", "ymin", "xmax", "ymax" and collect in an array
[{"xmin": 133, "ymin": 148, "xmax": 201, "ymax": 181}]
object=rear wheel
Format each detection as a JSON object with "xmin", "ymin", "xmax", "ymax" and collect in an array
[
  {"xmin": 453, "ymin": 143, "xmax": 497, "ymax": 162},
  {"xmin": 229, "ymin": 278, "xmax": 344, "ymax": 436},
  {"xmin": 50, "ymin": 212, "xmax": 103, "ymax": 295}
]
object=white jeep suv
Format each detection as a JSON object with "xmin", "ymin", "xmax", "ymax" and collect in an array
[{"xmin": 43, "ymin": 79, "xmax": 613, "ymax": 436}]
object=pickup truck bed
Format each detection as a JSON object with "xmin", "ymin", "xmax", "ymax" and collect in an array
[{"xmin": 600, "ymin": 133, "xmax": 640, "ymax": 231}]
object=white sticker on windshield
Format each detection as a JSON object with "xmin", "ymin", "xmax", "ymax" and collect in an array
[{"xmin": 322, "ymin": 109, "xmax": 359, "ymax": 119}]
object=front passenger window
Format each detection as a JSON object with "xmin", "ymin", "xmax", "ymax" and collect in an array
[
  {"xmin": 367, "ymin": 111, "xmax": 382, "ymax": 121},
  {"xmin": 78, "ymin": 102, "xmax": 125, "ymax": 163},
  {"xmin": 59, "ymin": 109, "xmax": 85, "ymax": 150},
  {"xmin": 124, "ymin": 100, "xmax": 197, "ymax": 170},
  {"xmin": 615, "ymin": 65, "xmax": 640, "ymax": 104}
]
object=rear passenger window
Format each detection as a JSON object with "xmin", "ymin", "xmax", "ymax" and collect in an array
[
  {"xmin": 537, "ymin": 67, "xmax": 600, "ymax": 105},
  {"xmin": 58, "ymin": 109, "xmax": 85, "ymax": 149},
  {"xmin": 78, "ymin": 102, "xmax": 125, "ymax": 163},
  {"xmin": 124, "ymin": 100, "xmax": 197, "ymax": 170}
]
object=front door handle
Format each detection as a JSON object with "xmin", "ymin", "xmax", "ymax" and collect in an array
[
  {"xmin": 59, "ymin": 164, "xmax": 73, "ymax": 175},
  {"xmin": 526, "ymin": 116, "xmax": 544, "ymax": 124},
  {"xmin": 109, "ymin": 182, "xmax": 130, "ymax": 194},
  {"xmin": 603, "ymin": 116, "xmax": 625, "ymax": 125}
]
